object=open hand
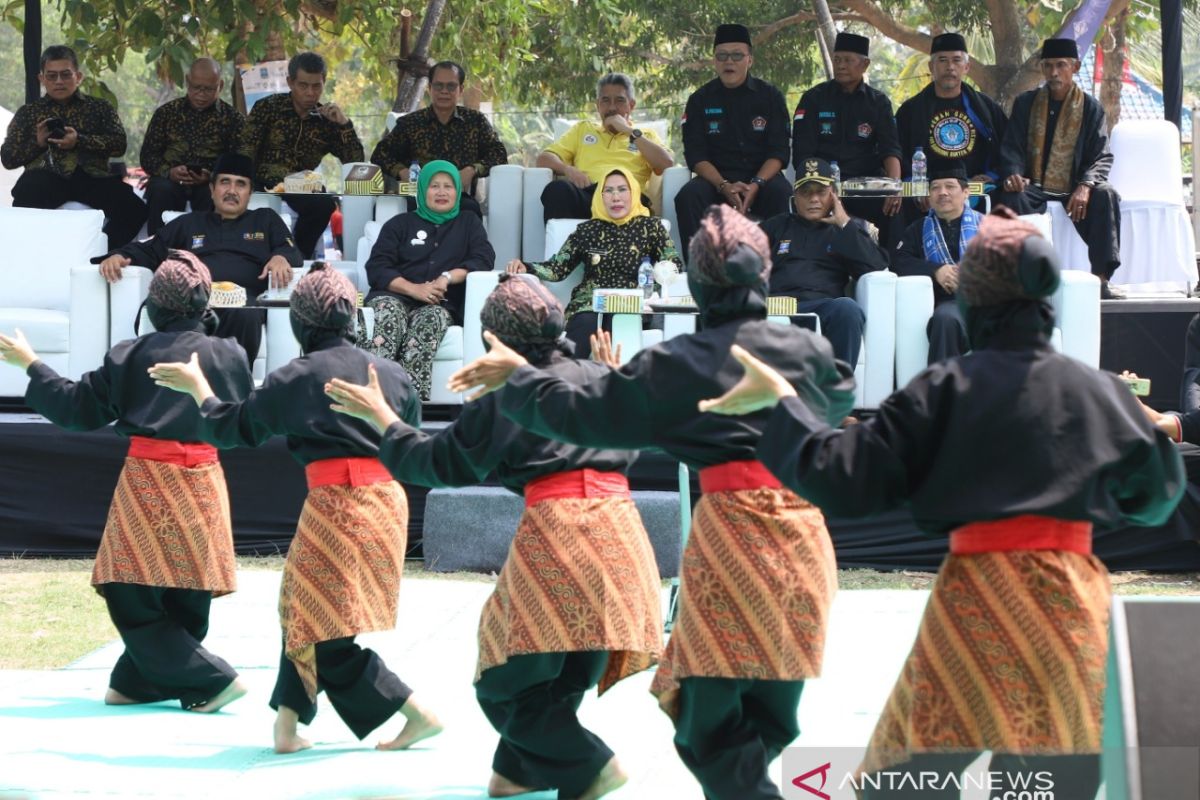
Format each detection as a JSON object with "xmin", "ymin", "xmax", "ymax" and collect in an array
[
  {"xmin": 697, "ymin": 345, "xmax": 797, "ymax": 415},
  {"xmin": 446, "ymin": 331, "xmax": 528, "ymax": 401},
  {"xmin": 0, "ymin": 329, "xmax": 39, "ymax": 370},
  {"xmin": 326, "ymin": 363, "xmax": 401, "ymax": 433},
  {"xmin": 589, "ymin": 329, "xmax": 622, "ymax": 368},
  {"xmin": 147, "ymin": 352, "xmax": 214, "ymax": 405}
]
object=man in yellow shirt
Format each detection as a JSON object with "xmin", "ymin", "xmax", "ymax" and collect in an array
[{"xmin": 536, "ymin": 73, "xmax": 674, "ymax": 222}]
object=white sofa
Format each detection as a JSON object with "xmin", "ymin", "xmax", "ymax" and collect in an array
[
  {"xmin": 894, "ymin": 231, "xmax": 1102, "ymax": 390},
  {"xmin": 0, "ymin": 208, "xmax": 110, "ymax": 398}
]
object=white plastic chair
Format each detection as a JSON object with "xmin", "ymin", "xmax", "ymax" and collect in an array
[{"xmin": 1107, "ymin": 120, "xmax": 1198, "ymax": 293}]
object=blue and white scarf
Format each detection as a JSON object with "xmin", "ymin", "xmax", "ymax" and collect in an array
[{"xmin": 921, "ymin": 207, "xmax": 982, "ymax": 266}]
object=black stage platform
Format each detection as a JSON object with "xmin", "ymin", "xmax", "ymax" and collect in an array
[{"xmin": 3, "ymin": 415, "xmax": 1198, "ymax": 572}]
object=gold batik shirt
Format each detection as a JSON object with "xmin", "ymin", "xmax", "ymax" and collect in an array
[
  {"xmin": 237, "ymin": 92, "xmax": 364, "ymax": 187},
  {"xmin": 139, "ymin": 97, "xmax": 245, "ymax": 178},
  {"xmin": 1, "ymin": 92, "xmax": 127, "ymax": 178}
]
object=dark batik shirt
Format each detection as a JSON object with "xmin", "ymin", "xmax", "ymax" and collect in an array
[
  {"xmin": 25, "ymin": 321, "xmax": 253, "ymax": 440},
  {"xmin": 526, "ymin": 216, "xmax": 681, "ymax": 319},
  {"xmin": 791, "ymin": 79, "xmax": 901, "ymax": 178},
  {"xmin": 1, "ymin": 91, "xmax": 127, "ymax": 178},
  {"xmin": 370, "ymin": 106, "xmax": 508, "ymax": 180},
  {"xmin": 379, "ymin": 354, "xmax": 637, "ymax": 494},
  {"xmin": 759, "ymin": 213, "xmax": 889, "ymax": 301},
  {"xmin": 237, "ymin": 92, "xmax": 365, "ymax": 188},
  {"xmin": 757, "ymin": 312, "xmax": 1184, "ymax": 534},
  {"xmin": 139, "ymin": 97, "xmax": 245, "ymax": 178},
  {"xmin": 499, "ymin": 293, "xmax": 857, "ymax": 471},
  {"xmin": 111, "ymin": 208, "xmax": 303, "ymax": 296},
  {"xmin": 363, "ymin": 211, "xmax": 495, "ymax": 325},
  {"xmin": 196, "ymin": 338, "xmax": 420, "ymax": 466}
]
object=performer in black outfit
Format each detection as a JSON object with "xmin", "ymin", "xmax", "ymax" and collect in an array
[
  {"xmin": 700, "ymin": 207, "xmax": 1183, "ymax": 799},
  {"xmin": 0, "ymin": 251, "xmax": 252, "ymax": 713}
]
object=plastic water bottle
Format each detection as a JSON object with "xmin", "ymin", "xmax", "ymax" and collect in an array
[
  {"xmin": 911, "ymin": 147, "xmax": 927, "ymax": 194},
  {"xmin": 830, "ymin": 160, "xmax": 841, "ymax": 193},
  {"xmin": 409, "ymin": 160, "xmax": 421, "ymax": 184},
  {"xmin": 638, "ymin": 256, "xmax": 654, "ymax": 300}
]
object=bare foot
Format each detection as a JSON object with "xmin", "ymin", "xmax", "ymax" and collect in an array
[
  {"xmin": 273, "ymin": 705, "xmax": 313, "ymax": 754},
  {"xmin": 376, "ymin": 694, "xmax": 444, "ymax": 751},
  {"xmin": 577, "ymin": 756, "xmax": 628, "ymax": 800},
  {"xmin": 487, "ymin": 771, "xmax": 538, "ymax": 797},
  {"xmin": 104, "ymin": 687, "xmax": 146, "ymax": 705},
  {"xmin": 191, "ymin": 677, "xmax": 249, "ymax": 713}
]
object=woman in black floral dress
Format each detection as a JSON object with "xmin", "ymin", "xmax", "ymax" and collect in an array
[{"xmin": 506, "ymin": 167, "xmax": 681, "ymax": 358}]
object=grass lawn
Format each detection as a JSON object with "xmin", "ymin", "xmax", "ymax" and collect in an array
[{"xmin": 2, "ymin": 557, "xmax": 1198, "ymax": 670}]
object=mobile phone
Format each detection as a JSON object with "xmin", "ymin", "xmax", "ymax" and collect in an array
[
  {"xmin": 44, "ymin": 117, "xmax": 67, "ymax": 139},
  {"xmin": 186, "ymin": 164, "xmax": 209, "ymax": 175},
  {"xmin": 1121, "ymin": 375, "xmax": 1151, "ymax": 396}
]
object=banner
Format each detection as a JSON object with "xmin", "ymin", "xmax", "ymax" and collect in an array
[{"xmin": 1054, "ymin": 0, "xmax": 1116, "ymax": 61}]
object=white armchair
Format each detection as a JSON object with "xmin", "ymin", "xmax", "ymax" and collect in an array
[
  {"xmin": 357, "ymin": 221, "xmax": 464, "ymax": 404},
  {"xmin": 1107, "ymin": 120, "xmax": 1198, "ymax": 293},
  {"xmin": 894, "ymin": 270, "xmax": 1100, "ymax": 389},
  {"xmin": 0, "ymin": 208, "xmax": 110, "ymax": 398}
]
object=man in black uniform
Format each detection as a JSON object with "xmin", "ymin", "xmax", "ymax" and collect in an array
[
  {"xmin": 1, "ymin": 45, "xmax": 147, "ymax": 250},
  {"xmin": 238, "ymin": 51, "xmax": 365, "ymax": 259},
  {"xmin": 760, "ymin": 157, "xmax": 889, "ymax": 366},
  {"xmin": 792, "ymin": 32, "xmax": 901, "ymax": 244},
  {"xmin": 140, "ymin": 58, "xmax": 245, "ymax": 234},
  {"xmin": 996, "ymin": 37, "xmax": 1124, "ymax": 299},
  {"xmin": 892, "ymin": 161, "xmax": 981, "ymax": 364},
  {"xmin": 894, "ymin": 33, "xmax": 1007, "ymax": 221},
  {"xmin": 674, "ymin": 23, "xmax": 792, "ymax": 260},
  {"xmin": 98, "ymin": 153, "xmax": 302, "ymax": 363}
]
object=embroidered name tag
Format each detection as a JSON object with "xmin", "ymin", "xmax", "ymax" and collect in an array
[
  {"xmin": 242, "ymin": 231, "xmax": 265, "ymax": 241},
  {"xmin": 191, "ymin": 234, "xmax": 205, "ymax": 248}
]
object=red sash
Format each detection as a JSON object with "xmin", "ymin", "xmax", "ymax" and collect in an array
[
  {"xmin": 950, "ymin": 515, "xmax": 1093, "ymax": 555},
  {"xmin": 304, "ymin": 457, "xmax": 393, "ymax": 490},
  {"xmin": 523, "ymin": 469, "xmax": 630, "ymax": 508},
  {"xmin": 128, "ymin": 435, "xmax": 218, "ymax": 467},
  {"xmin": 699, "ymin": 459, "xmax": 782, "ymax": 493}
]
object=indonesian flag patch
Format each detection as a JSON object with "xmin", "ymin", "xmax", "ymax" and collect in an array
[{"xmin": 794, "ymin": 106, "xmax": 805, "ymax": 121}]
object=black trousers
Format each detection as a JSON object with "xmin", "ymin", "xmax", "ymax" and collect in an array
[
  {"xmin": 793, "ymin": 296, "xmax": 866, "ymax": 367},
  {"xmin": 269, "ymin": 636, "xmax": 412, "ymax": 739},
  {"xmin": 12, "ymin": 169, "xmax": 147, "ymax": 251},
  {"xmin": 475, "ymin": 651, "xmax": 613, "ymax": 798},
  {"xmin": 994, "ymin": 184, "xmax": 1121, "ymax": 279},
  {"xmin": 102, "ymin": 582, "xmax": 238, "ymax": 709},
  {"xmin": 674, "ymin": 174, "xmax": 791, "ymax": 262},
  {"xmin": 281, "ymin": 193, "xmax": 336, "ymax": 259},
  {"xmin": 541, "ymin": 180, "xmax": 654, "ymax": 223},
  {"xmin": 144, "ymin": 176, "xmax": 214, "ymax": 235},
  {"xmin": 927, "ymin": 299, "xmax": 968, "ymax": 364},
  {"xmin": 214, "ymin": 308, "xmax": 265, "ymax": 365},
  {"xmin": 860, "ymin": 752, "xmax": 1101, "ymax": 799},
  {"xmin": 673, "ymin": 676, "xmax": 804, "ymax": 800}
]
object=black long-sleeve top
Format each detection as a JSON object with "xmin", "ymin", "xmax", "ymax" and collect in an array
[
  {"xmin": 1182, "ymin": 313, "xmax": 1200, "ymax": 413},
  {"xmin": 24, "ymin": 320, "xmax": 253, "ymax": 440},
  {"xmin": 681, "ymin": 76, "xmax": 791, "ymax": 180},
  {"xmin": 757, "ymin": 321, "xmax": 1184, "ymax": 534},
  {"xmin": 999, "ymin": 87, "xmax": 1113, "ymax": 188},
  {"xmin": 110, "ymin": 209, "xmax": 303, "ymax": 296},
  {"xmin": 497, "ymin": 294, "xmax": 856, "ymax": 471},
  {"xmin": 379, "ymin": 355, "xmax": 637, "ymax": 494},
  {"xmin": 791, "ymin": 80, "xmax": 901, "ymax": 178},
  {"xmin": 1, "ymin": 92, "xmax": 127, "ymax": 177},
  {"xmin": 363, "ymin": 212, "xmax": 495, "ymax": 326},
  {"xmin": 892, "ymin": 214, "xmax": 963, "ymax": 305},
  {"xmin": 759, "ymin": 213, "xmax": 890, "ymax": 301},
  {"xmin": 194, "ymin": 338, "xmax": 420, "ymax": 465}
]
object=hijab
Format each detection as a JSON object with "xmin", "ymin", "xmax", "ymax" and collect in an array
[
  {"xmin": 414, "ymin": 159, "xmax": 462, "ymax": 224},
  {"xmin": 590, "ymin": 167, "xmax": 650, "ymax": 226}
]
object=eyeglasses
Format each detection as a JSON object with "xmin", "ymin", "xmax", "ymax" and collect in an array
[
  {"xmin": 42, "ymin": 71, "xmax": 76, "ymax": 83},
  {"xmin": 430, "ymin": 82, "xmax": 460, "ymax": 93},
  {"xmin": 714, "ymin": 52, "xmax": 748, "ymax": 62},
  {"xmin": 188, "ymin": 84, "xmax": 219, "ymax": 94},
  {"xmin": 602, "ymin": 186, "xmax": 631, "ymax": 196}
]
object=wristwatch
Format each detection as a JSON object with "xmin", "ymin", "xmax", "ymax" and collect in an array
[
  {"xmin": 750, "ymin": 176, "xmax": 766, "ymax": 187},
  {"xmin": 439, "ymin": 271, "xmax": 453, "ymax": 284},
  {"xmin": 630, "ymin": 129, "xmax": 643, "ymax": 141}
]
